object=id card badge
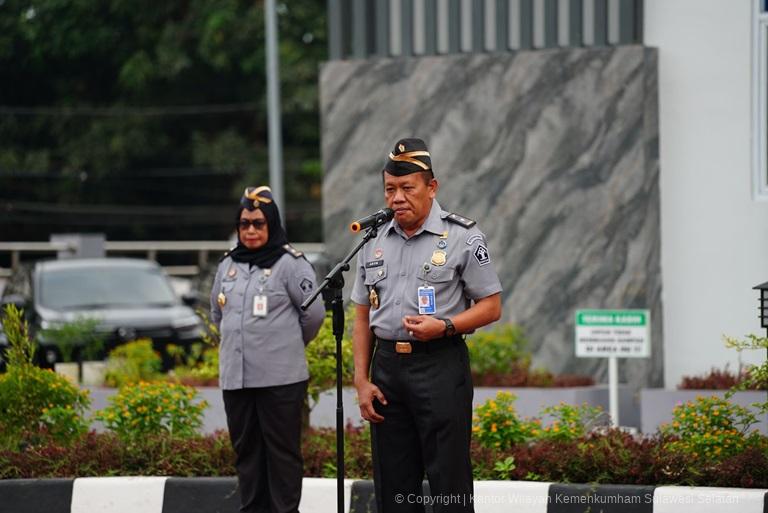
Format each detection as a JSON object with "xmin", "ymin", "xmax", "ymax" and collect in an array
[
  {"xmin": 253, "ymin": 295, "xmax": 268, "ymax": 317},
  {"xmin": 417, "ymin": 286, "xmax": 436, "ymax": 315}
]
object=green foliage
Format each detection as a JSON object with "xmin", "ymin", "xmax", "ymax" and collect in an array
[
  {"xmin": 0, "ymin": 0, "xmax": 326, "ymax": 241},
  {"xmin": 305, "ymin": 311, "xmax": 354, "ymax": 407},
  {"xmin": 472, "ymin": 392, "xmax": 541, "ymax": 450},
  {"xmin": 95, "ymin": 381, "xmax": 207, "ymax": 441},
  {"xmin": 0, "ymin": 304, "xmax": 89, "ymax": 448},
  {"xmin": 0, "ymin": 431, "xmax": 236, "ymax": 479},
  {"xmin": 195, "ymin": 308, "xmax": 220, "ymax": 348},
  {"xmin": 104, "ymin": 339, "xmax": 162, "ymax": 388},
  {"xmin": 538, "ymin": 402, "xmax": 607, "ymax": 442},
  {"xmin": 1, "ymin": 304, "xmax": 35, "ymax": 368},
  {"xmin": 40, "ymin": 316, "xmax": 105, "ymax": 362},
  {"xmin": 472, "ymin": 393, "xmax": 608, "ymax": 450},
  {"xmin": 1, "ymin": 426, "xmax": 768, "ymax": 487},
  {"xmin": 493, "ymin": 456, "xmax": 516, "ymax": 480},
  {"xmin": 661, "ymin": 395, "xmax": 763, "ymax": 461},
  {"xmin": 466, "ymin": 324, "xmax": 530, "ymax": 376},
  {"xmin": 168, "ymin": 342, "xmax": 219, "ymax": 386},
  {"xmin": 723, "ymin": 334, "xmax": 768, "ymax": 415},
  {"xmin": 679, "ymin": 365, "xmax": 759, "ymax": 390},
  {"xmin": 0, "ymin": 366, "xmax": 90, "ymax": 449}
]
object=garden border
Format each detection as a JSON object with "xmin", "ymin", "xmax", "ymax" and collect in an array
[{"xmin": 0, "ymin": 477, "xmax": 765, "ymax": 513}]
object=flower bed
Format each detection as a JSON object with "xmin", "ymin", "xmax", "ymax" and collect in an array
[
  {"xmin": 2, "ymin": 306, "xmax": 766, "ymax": 489},
  {"xmin": 1, "ymin": 426, "xmax": 766, "ymax": 488}
]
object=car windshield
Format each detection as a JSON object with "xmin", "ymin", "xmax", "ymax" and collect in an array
[{"xmin": 38, "ymin": 265, "xmax": 177, "ymax": 310}]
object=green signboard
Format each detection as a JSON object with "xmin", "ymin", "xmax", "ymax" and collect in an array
[{"xmin": 575, "ymin": 309, "xmax": 651, "ymax": 358}]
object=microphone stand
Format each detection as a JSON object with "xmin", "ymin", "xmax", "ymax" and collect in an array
[{"xmin": 301, "ymin": 225, "xmax": 380, "ymax": 513}]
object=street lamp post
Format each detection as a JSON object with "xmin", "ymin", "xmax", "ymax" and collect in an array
[
  {"xmin": 265, "ymin": 0, "xmax": 285, "ymax": 223},
  {"xmin": 753, "ymin": 281, "xmax": 768, "ymax": 360}
]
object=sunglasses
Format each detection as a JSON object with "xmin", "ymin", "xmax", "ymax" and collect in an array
[{"xmin": 238, "ymin": 219, "xmax": 268, "ymax": 230}]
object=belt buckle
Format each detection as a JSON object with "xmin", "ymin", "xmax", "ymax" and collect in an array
[{"xmin": 395, "ymin": 341, "xmax": 412, "ymax": 354}]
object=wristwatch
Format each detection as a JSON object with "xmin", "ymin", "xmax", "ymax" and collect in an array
[{"xmin": 441, "ymin": 318, "xmax": 456, "ymax": 337}]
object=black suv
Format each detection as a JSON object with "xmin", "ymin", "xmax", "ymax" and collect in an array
[{"xmin": 0, "ymin": 258, "xmax": 203, "ymax": 369}]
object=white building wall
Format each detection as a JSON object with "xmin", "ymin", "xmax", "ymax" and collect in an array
[{"xmin": 645, "ymin": 0, "xmax": 768, "ymax": 387}]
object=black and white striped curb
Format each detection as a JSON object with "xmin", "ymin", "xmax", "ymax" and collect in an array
[{"xmin": 0, "ymin": 478, "xmax": 765, "ymax": 513}]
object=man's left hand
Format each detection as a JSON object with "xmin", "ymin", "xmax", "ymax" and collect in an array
[{"xmin": 402, "ymin": 315, "xmax": 446, "ymax": 341}]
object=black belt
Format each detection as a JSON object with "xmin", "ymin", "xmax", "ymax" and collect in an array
[{"xmin": 375, "ymin": 335, "xmax": 464, "ymax": 354}]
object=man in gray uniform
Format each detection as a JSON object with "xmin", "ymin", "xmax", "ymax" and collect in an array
[{"xmin": 350, "ymin": 138, "xmax": 502, "ymax": 513}]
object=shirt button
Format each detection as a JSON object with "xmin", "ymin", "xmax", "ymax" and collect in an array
[
  {"xmin": 400, "ymin": 271, "xmax": 406, "ymax": 276},
  {"xmin": 395, "ymin": 300, "xmax": 401, "ymax": 305}
]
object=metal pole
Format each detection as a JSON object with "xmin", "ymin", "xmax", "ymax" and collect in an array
[
  {"xmin": 608, "ymin": 356, "xmax": 619, "ymax": 427},
  {"xmin": 265, "ymin": 0, "xmax": 285, "ymax": 223}
]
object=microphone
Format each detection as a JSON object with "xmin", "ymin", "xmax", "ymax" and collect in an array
[{"xmin": 349, "ymin": 208, "xmax": 394, "ymax": 233}]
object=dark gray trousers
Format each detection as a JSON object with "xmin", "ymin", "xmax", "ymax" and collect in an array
[
  {"xmin": 223, "ymin": 380, "xmax": 307, "ymax": 513},
  {"xmin": 370, "ymin": 341, "xmax": 475, "ymax": 513}
]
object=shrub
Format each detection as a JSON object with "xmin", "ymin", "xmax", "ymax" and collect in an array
[
  {"xmin": 678, "ymin": 366, "xmax": 757, "ymax": 390},
  {"xmin": 2, "ymin": 304, "xmax": 35, "ymax": 367},
  {"xmin": 305, "ymin": 312, "xmax": 354, "ymax": 407},
  {"xmin": 303, "ymin": 424, "xmax": 372, "ymax": 479},
  {"xmin": 196, "ymin": 308, "xmax": 221, "ymax": 348},
  {"xmin": 472, "ymin": 391, "xmax": 540, "ymax": 449},
  {"xmin": 466, "ymin": 324, "xmax": 594, "ymax": 387},
  {"xmin": 661, "ymin": 395, "xmax": 763, "ymax": 461},
  {"xmin": 104, "ymin": 339, "xmax": 163, "ymax": 387},
  {"xmin": 1, "ymin": 428, "xmax": 767, "ymax": 487},
  {"xmin": 39, "ymin": 316, "xmax": 104, "ymax": 362},
  {"xmin": 0, "ymin": 366, "xmax": 91, "ymax": 448},
  {"xmin": 472, "ymin": 394, "xmax": 608, "ymax": 450},
  {"xmin": 723, "ymin": 334, "xmax": 768, "ymax": 417},
  {"xmin": 467, "ymin": 324, "xmax": 530, "ymax": 378},
  {"xmin": 95, "ymin": 381, "xmax": 208, "ymax": 441},
  {"xmin": 538, "ymin": 402, "xmax": 607, "ymax": 442},
  {"xmin": 0, "ymin": 305, "xmax": 90, "ymax": 448},
  {"xmin": 0, "ymin": 430, "xmax": 236, "ymax": 479},
  {"xmin": 167, "ymin": 343, "xmax": 219, "ymax": 386}
]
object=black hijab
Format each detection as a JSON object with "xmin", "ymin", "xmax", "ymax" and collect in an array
[{"xmin": 226, "ymin": 186, "xmax": 288, "ymax": 269}]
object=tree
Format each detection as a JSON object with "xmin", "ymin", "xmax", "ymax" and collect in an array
[{"xmin": 0, "ymin": 0, "xmax": 326, "ymax": 242}]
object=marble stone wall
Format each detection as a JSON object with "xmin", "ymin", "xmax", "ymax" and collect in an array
[{"xmin": 320, "ymin": 47, "xmax": 662, "ymax": 388}]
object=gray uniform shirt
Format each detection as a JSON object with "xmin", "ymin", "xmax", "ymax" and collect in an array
[
  {"xmin": 211, "ymin": 250, "xmax": 325, "ymax": 390},
  {"xmin": 350, "ymin": 200, "xmax": 502, "ymax": 340}
]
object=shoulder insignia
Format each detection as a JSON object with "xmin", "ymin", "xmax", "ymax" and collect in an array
[
  {"xmin": 445, "ymin": 213, "xmax": 476, "ymax": 229},
  {"xmin": 219, "ymin": 246, "xmax": 237, "ymax": 263},
  {"xmin": 283, "ymin": 244, "xmax": 304, "ymax": 258}
]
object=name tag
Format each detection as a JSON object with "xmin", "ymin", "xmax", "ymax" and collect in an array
[
  {"xmin": 417, "ymin": 286, "xmax": 436, "ymax": 315},
  {"xmin": 253, "ymin": 295, "xmax": 268, "ymax": 317}
]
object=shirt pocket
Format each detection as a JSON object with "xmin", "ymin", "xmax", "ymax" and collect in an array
[
  {"xmin": 426, "ymin": 266, "xmax": 455, "ymax": 283},
  {"xmin": 220, "ymin": 278, "xmax": 237, "ymax": 293},
  {"xmin": 364, "ymin": 264, "xmax": 388, "ymax": 286}
]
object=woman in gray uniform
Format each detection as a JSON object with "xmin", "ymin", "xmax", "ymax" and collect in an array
[{"xmin": 211, "ymin": 186, "xmax": 325, "ymax": 513}]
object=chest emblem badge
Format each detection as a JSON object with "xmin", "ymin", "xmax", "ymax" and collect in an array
[{"xmin": 431, "ymin": 250, "xmax": 447, "ymax": 266}]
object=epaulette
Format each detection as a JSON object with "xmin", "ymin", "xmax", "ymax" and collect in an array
[
  {"xmin": 283, "ymin": 244, "xmax": 304, "ymax": 258},
  {"xmin": 445, "ymin": 213, "xmax": 476, "ymax": 229}
]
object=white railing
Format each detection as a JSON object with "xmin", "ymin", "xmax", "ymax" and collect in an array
[{"xmin": 0, "ymin": 241, "xmax": 325, "ymax": 278}]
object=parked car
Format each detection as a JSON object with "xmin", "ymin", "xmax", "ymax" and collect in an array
[{"xmin": 0, "ymin": 258, "xmax": 203, "ymax": 370}]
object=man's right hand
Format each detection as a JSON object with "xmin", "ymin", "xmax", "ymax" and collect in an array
[{"xmin": 355, "ymin": 380, "xmax": 387, "ymax": 423}]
